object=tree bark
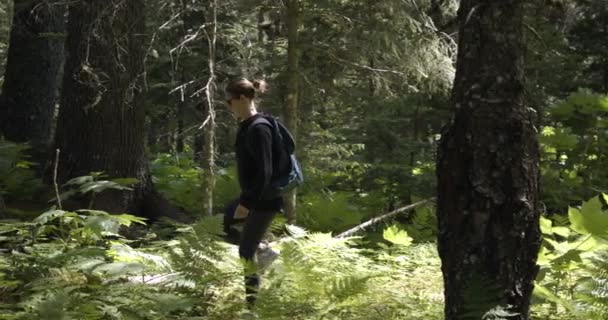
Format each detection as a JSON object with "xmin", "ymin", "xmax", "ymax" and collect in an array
[
  {"xmin": 436, "ymin": 1, "xmax": 540, "ymax": 320},
  {"xmin": 54, "ymin": 0, "xmax": 183, "ymax": 221},
  {"xmin": 283, "ymin": 0, "xmax": 300, "ymax": 224},
  {"xmin": 0, "ymin": 0, "xmax": 14, "ymax": 76},
  {"xmin": 0, "ymin": 0, "xmax": 65, "ymax": 163}
]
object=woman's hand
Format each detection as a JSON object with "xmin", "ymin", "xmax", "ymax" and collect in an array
[{"xmin": 234, "ymin": 204, "xmax": 250, "ymax": 219}]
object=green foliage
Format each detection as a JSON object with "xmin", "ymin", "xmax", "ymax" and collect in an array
[
  {"xmin": 213, "ymin": 166, "xmax": 242, "ymax": 210},
  {"xmin": 568, "ymin": 195, "xmax": 608, "ymax": 238},
  {"xmin": 0, "ymin": 141, "xmax": 43, "ymax": 203},
  {"xmin": 151, "ymin": 154, "xmax": 240, "ymax": 215},
  {"xmin": 5, "ymin": 0, "xmax": 608, "ymax": 318},
  {"xmin": 0, "ymin": 209, "xmax": 200, "ymax": 320},
  {"xmin": 383, "ymin": 224, "xmax": 413, "ymax": 246},
  {"xmin": 142, "ymin": 0, "xmax": 451, "ymax": 217},
  {"xmin": 168, "ymin": 216, "xmax": 234, "ymax": 284},
  {"xmin": 256, "ymin": 232, "xmax": 443, "ymax": 320},
  {"xmin": 151, "ymin": 154, "xmax": 205, "ymax": 214},
  {"xmin": 0, "ymin": 204, "xmax": 447, "ymax": 320},
  {"xmin": 32, "ymin": 209, "xmax": 146, "ymax": 246},
  {"xmin": 532, "ymin": 194, "xmax": 608, "ymax": 319},
  {"xmin": 541, "ymin": 90, "xmax": 608, "ymax": 211},
  {"xmin": 403, "ymin": 199, "xmax": 438, "ymax": 242},
  {"xmin": 575, "ymin": 251, "xmax": 608, "ymax": 318},
  {"xmin": 298, "ymin": 190, "xmax": 368, "ymax": 232},
  {"xmin": 56, "ymin": 172, "xmax": 137, "ymax": 209}
]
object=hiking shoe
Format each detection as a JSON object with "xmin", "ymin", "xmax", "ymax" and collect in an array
[{"xmin": 255, "ymin": 241, "xmax": 280, "ymax": 272}]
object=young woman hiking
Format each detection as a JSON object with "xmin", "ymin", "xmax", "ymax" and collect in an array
[{"xmin": 223, "ymin": 78, "xmax": 285, "ymax": 308}]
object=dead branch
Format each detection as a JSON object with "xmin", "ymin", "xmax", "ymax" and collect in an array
[{"xmin": 335, "ymin": 197, "xmax": 436, "ymax": 238}]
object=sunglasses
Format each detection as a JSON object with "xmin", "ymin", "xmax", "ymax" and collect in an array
[{"xmin": 225, "ymin": 96, "xmax": 236, "ymax": 105}]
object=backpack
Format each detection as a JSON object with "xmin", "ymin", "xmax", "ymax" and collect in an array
[{"xmin": 249, "ymin": 114, "xmax": 304, "ymax": 200}]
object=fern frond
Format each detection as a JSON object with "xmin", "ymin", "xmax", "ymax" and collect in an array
[{"xmin": 576, "ymin": 250, "xmax": 608, "ymax": 317}]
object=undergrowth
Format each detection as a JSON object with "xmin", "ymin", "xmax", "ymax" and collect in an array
[{"xmin": 3, "ymin": 194, "xmax": 608, "ymax": 319}]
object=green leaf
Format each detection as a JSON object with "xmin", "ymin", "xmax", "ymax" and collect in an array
[
  {"xmin": 113, "ymin": 214, "xmax": 147, "ymax": 227},
  {"xmin": 552, "ymin": 249, "xmax": 582, "ymax": 265},
  {"xmin": 64, "ymin": 175, "xmax": 94, "ymax": 186},
  {"xmin": 79, "ymin": 180, "xmax": 131, "ymax": 194},
  {"xmin": 539, "ymin": 216, "xmax": 553, "ymax": 235},
  {"xmin": 33, "ymin": 210, "xmax": 67, "ymax": 225},
  {"xmin": 536, "ymin": 246, "xmax": 551, "ymax": 266},
  {"xmin": 383, "ymin": 225, "xmax": 412, "ymax": 246},
  {"xmin": 569, "ymin": 235, "xmax": 600, "ymax": 251},
  {"xmin": 552, "ymin": 226, "xmax": 570, "ymax": 238},
  {"xmin": 568, "ymin": 196, "xmax": 608, "ymax": 238},
  {"xmin": 544, "ymin": 238, "xmax": 568, "ymax": 253},
  {"xmin": 533, "ymin": 284, "xmax": 574, "ymax": 312},
  {"xmin": 85, "ymin": 216, "xmax": 121, "ymax": 235}
]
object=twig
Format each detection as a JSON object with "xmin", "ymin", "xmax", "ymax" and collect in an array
[
  {"xmin": 199, "ymin": 115, "xmax": 211, "ymax": 130},
  {"xmin": 53, "ymin": 149, "xmax": 63, "ymax": 210},
  {"xmin": 524, "ymin": 23, "xmax": 549, "ymax": 50},
  {"xmin": 335, "ymin": 197, "xmax": 436, "ymax": 238},
  {"xmin": 329, "ymin": 52, "xmax": 406, "ymax": 77},
  {"xmin": 169, "ymin": 80, "xmax": 197, "ymax": 95}
]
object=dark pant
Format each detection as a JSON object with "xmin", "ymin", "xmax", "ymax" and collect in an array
[{"xmin": 223, "ymin": 198, "xmax": 277, "ymax": 306}]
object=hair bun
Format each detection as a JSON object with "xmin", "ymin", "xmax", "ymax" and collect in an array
[{"xmin": 252, "ymin": 79, "xmax": 268, "ymax": 94}]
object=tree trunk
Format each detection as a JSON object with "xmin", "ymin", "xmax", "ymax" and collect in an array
[
  {"xmin": 603, "ymin": 3, "xmax": 608, "ymax": 94},
  {"xmin": 201, "ymin": 0, "xmax": 217, "ymax": 216},
  {"xmin": 54, "ymin": 0, "xmax": 183, "ymax": 221},
  {"xmin": 0, "ymin": 0, "xmax": 14, "ymax": 76},
  {"xmin": 0, "ymin": 0, "xmax": 65, "ymax": 163},
  {"xmin": 436, "ymin": 1, "xmax": 541, "ymax": 320},
  {"xmin": 176, "ymin": 98, "xmax": 185, "ymax": 153},
  {"xmin": 283, "ymin": 0, "xmax": 300, "ymax": 224}
]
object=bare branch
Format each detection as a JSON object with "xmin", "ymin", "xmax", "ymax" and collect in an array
[
  {"xmin": 53, "ymin": 149, "xmax": 62, "ymax": 210},
  {"xmin": 335, "ymin": 198, "xmax": 436, "ymax": 238}
]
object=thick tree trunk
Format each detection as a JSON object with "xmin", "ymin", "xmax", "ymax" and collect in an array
[
  {"xmin": 283, "ymin": 0, "xmax": 300, "ymax": 224},
  {"xmin": 0, "ymin": 0, "xmax": 65, "ymax": 163},
  {"xmin": 436, "ymin": 1, "xmax": 541, "ymax": 320},
  {"xmin": 54, "ymin": 0, "xmax": 183, "ymax": 221}
]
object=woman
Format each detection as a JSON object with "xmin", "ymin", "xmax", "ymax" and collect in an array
[{"xmin": 223, "ymin": 78, "xmax": 282, "ymax": 308}]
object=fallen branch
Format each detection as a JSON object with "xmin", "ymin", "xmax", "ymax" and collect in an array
[{"xmin": 335, "ymin": 197, "xmax": 436, "ymax": 239}]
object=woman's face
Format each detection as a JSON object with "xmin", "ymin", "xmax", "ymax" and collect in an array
[{"xmin": 225, "ymin": 94, "xmax": 248, "ymax": 115}]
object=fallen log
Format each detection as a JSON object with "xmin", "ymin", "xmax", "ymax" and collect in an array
[{"xmin": 335, "ymin": 197, "xmax": 436, "ymax": 238}]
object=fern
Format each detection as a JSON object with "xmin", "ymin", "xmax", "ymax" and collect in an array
[
  {"xmin": 168, "ymin": 216, "xmax": 238, "ymax": 284},
  {"xmin": 0, "ymin": 212, "xmax": 202, "ymax": 319},
  {"xmin": 252, "ymin": 230, "xmax": 443, "ymax": 320},
  {"xmin": 576, "ymin": 250, "xmax": 608, "ymax": 317},
  {"xmin": 1, "ymin": 210, "xmax": 447, "ymax": 320}
]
